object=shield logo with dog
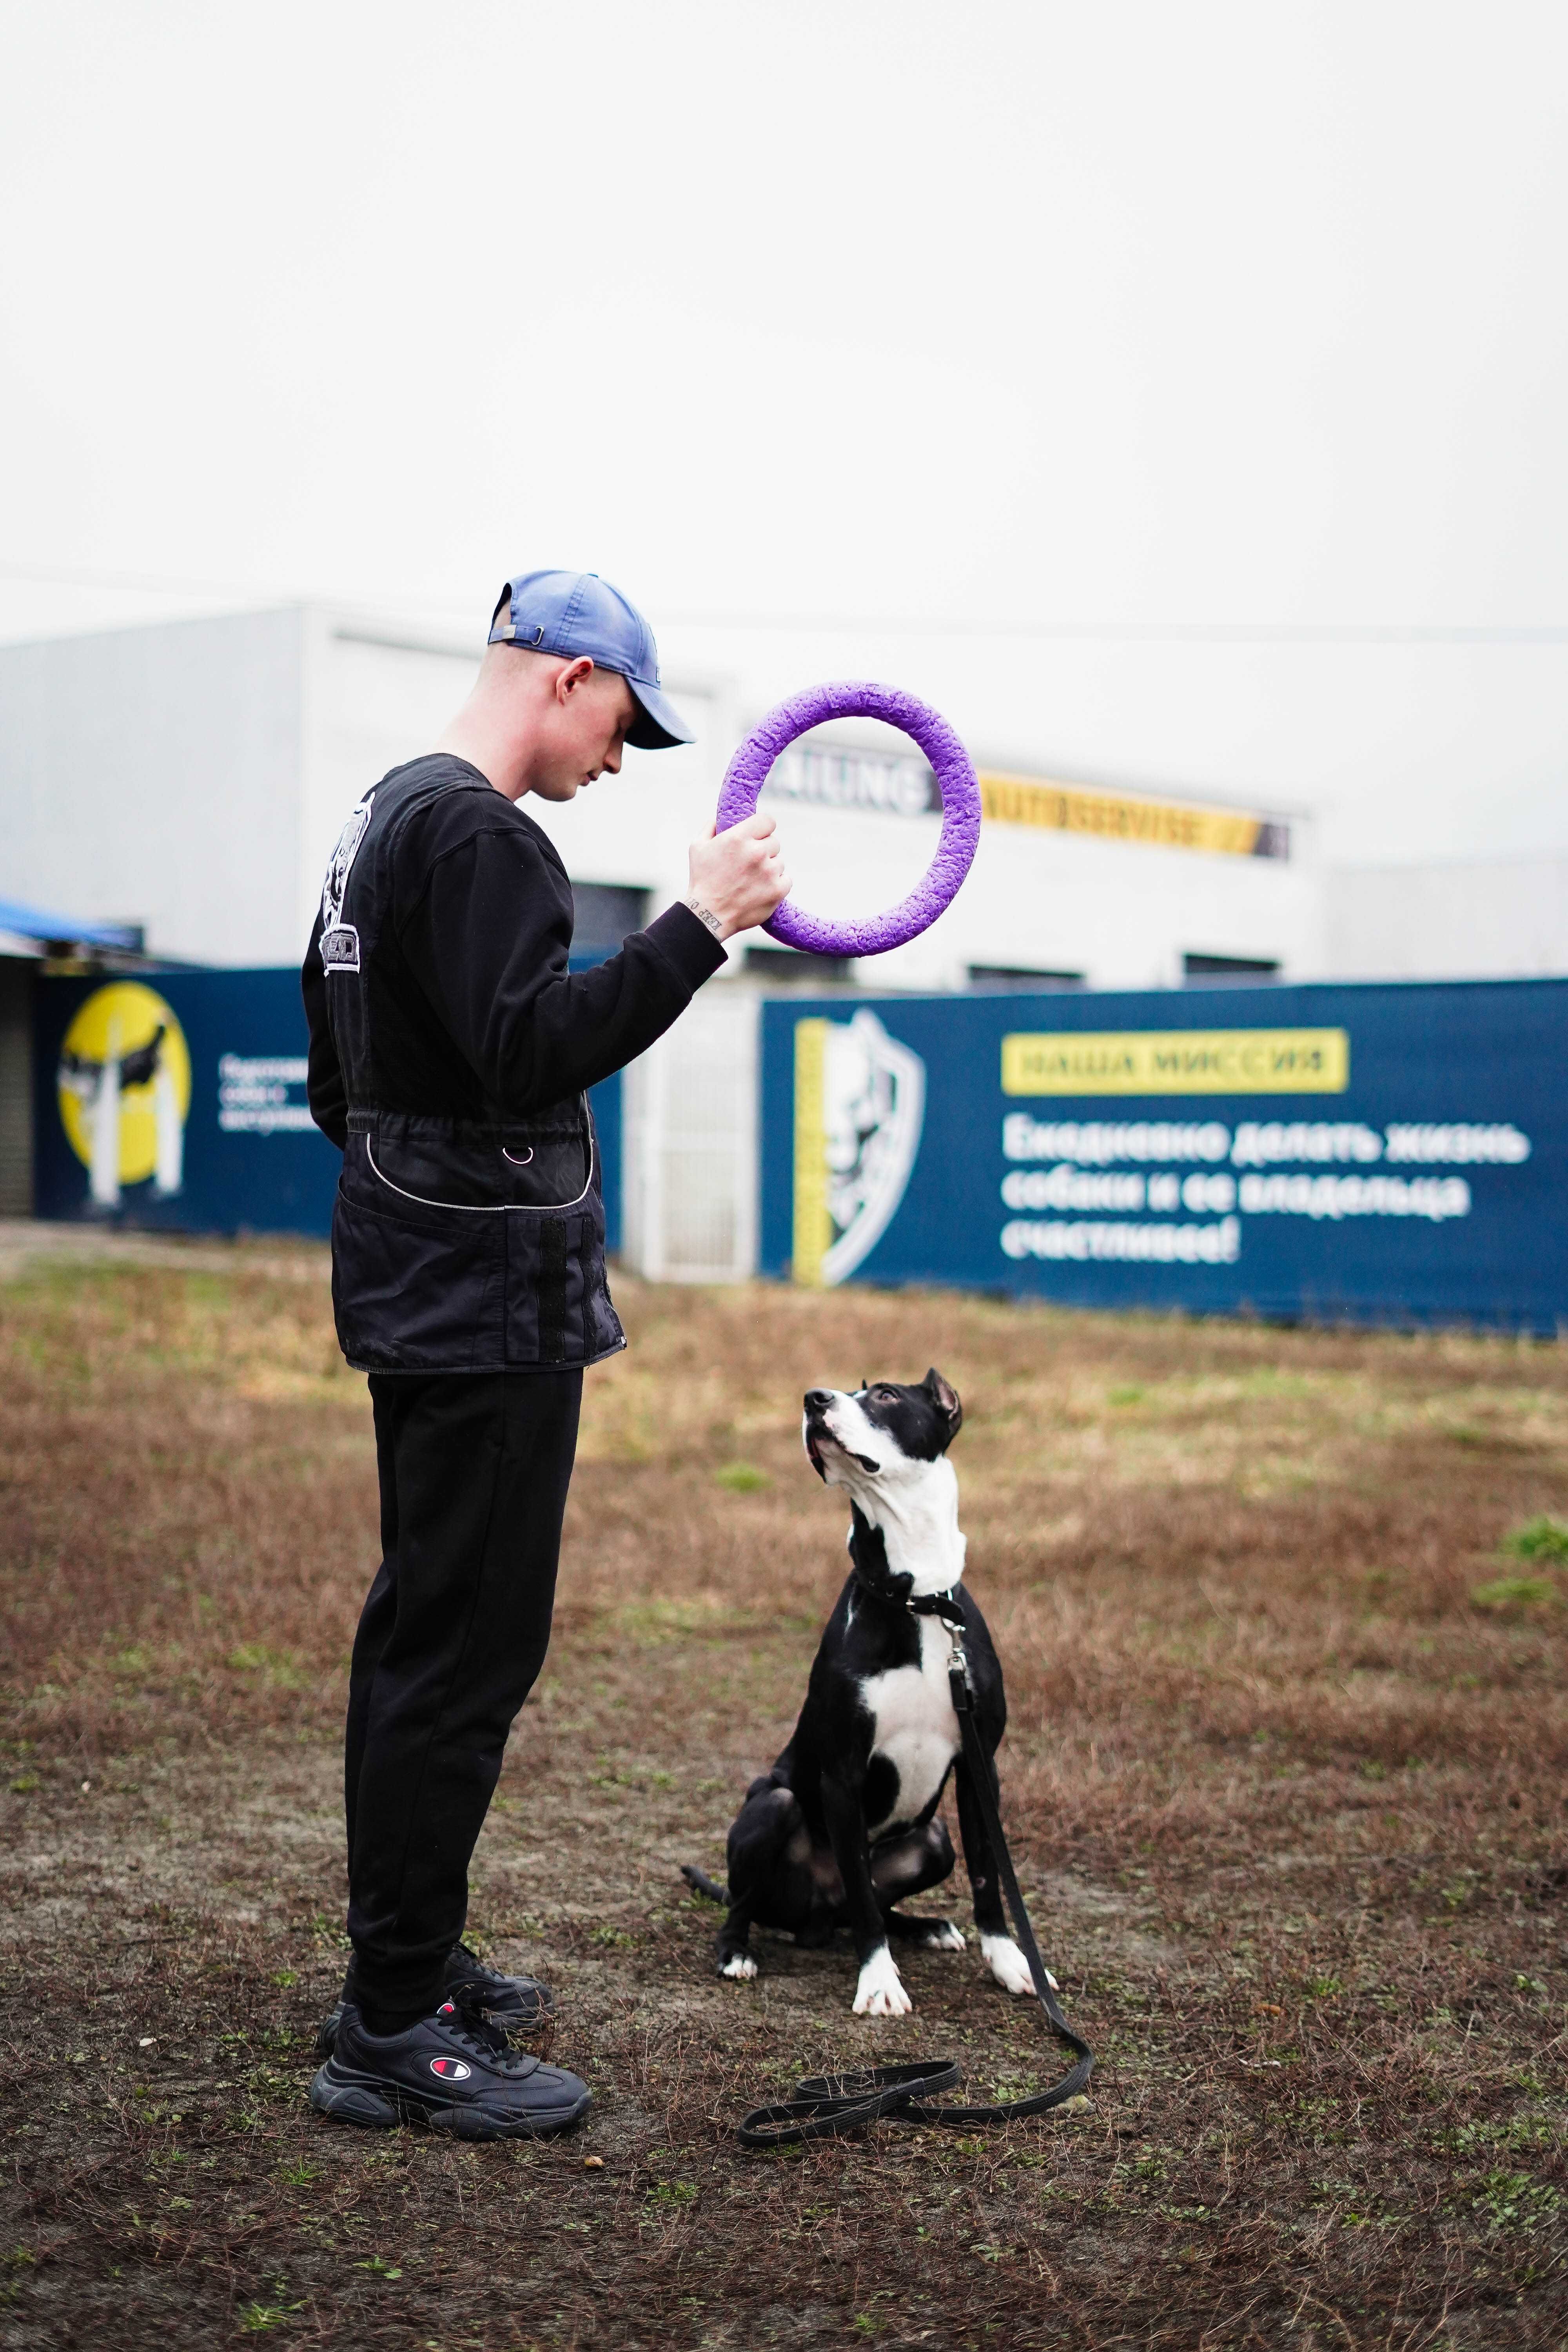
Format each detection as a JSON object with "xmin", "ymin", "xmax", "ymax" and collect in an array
[{"xmin": 792, "ymin": 1009, "xmax": 925, "ymax": 1287}]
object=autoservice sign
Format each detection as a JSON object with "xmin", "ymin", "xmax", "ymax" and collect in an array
[{"xmin": 759, "ymin": 978, "xmax": 1567, "ymax": 1332}]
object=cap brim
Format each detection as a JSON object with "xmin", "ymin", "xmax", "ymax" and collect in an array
[{"xmin": 624, "ymin": 676, "xmax": 696, "ymax": 750}]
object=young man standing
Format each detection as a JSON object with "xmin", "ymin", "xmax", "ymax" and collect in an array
[{"xmin": 301, "ymin": 569, "xmax": 788, "ymax": 2138}]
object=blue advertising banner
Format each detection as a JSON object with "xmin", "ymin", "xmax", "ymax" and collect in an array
[
  {"xmin": 759, "ymin": 979, "xmax": 1568, "ymax": 1333},
  {"xmin": 33, "ymin": 966, "xmax": 623, "ymax": 1249}
]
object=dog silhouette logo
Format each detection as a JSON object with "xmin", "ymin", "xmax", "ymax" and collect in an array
[
  {"xmin": 793, "ymin": 1009, "xmax": 925, "ymax": 1287},
  {"xmin": 57, "ymin": 982, "xmax": 191, "ymax": 1211}
]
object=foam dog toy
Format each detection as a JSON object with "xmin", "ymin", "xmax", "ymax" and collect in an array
[{"xmin": 715, "ymin": 681, "xmax": 980, "ymax": 957}]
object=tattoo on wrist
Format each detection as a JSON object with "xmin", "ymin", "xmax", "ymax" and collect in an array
[{"xmin": 685, "ymin": 897, "xmax": 725, "ymax": 941}]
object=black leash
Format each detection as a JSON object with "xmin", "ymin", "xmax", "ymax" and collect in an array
[{"xmin": 735, "ymin": 1596, "xmax": 1094, "ymax": 2149}]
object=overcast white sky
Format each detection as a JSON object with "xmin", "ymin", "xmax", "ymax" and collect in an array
[{"xmin": 2, "ymin": 2, "xmax": 1565, "ymax": 860}]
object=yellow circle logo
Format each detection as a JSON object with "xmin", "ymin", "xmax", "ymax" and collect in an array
[{"xmin": 57, "ymin": 982, "xmax": 192, "ymax": 1194}]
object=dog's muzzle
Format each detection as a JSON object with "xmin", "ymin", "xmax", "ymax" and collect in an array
[{"xmin": 802, "ymin": 1409, "xmax": 878, "ymax": 1479}]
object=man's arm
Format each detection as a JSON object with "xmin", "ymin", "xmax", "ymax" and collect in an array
[
  {"xmin": 397, "ymin": 824, "xmax": 727, "ymax": 1113},
  {"xmin": 301, "ymin": 910, "xmax": 349, "ymax": 1149}
]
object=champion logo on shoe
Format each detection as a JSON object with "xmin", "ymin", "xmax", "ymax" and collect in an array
[{"xmin": 429, "ymin": 2056, "xmax": 472, "ymax": 2080}]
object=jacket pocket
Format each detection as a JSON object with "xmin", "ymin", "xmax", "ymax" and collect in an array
[{"xmin": 332, "ymin": 1181, "xmax": 506, "ymax": 1372}]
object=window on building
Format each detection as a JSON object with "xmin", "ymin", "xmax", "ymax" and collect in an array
[
  {"xmin": 570, "ymin": 883, "xmax": 650, "ymax": 952},
  {"xmin": 742, "ymin": 944, "xmax": 855, "ymax": 986},
  {"xmin": 1182, "ymin": 952, "xmax": 1280, "ymax": 986},
  {"xmin": 967, "ymin": 965, "xmax": 1086, "ymax": 992}
]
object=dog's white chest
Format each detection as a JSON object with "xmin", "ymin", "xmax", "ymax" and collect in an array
[{"xmin": 860, "ymin": 1617, "xmax": 960, "ymax": 1834}]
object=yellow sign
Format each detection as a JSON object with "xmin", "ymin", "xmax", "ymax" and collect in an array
[
  {"xmin": 980, "ymin": 771, "xmax": 1269, "ymax": 858},
  {"xmin": 1001, "ymin": 1028, "xmax": 1350, "ymax": 1097},
  {"xmin": 792, "ymin": 1018, "xmax": 830, "ymax": 1285},
  {"xmin": 57, "ymin": 981, "xmax": 192, "ymax": 1191}
]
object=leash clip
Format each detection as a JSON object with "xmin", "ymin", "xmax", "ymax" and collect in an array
[
  {"xmin": 903, "ymin": 1585, "xmax": 974, "ymax": 1704},
  {"xmin": 944, "ymin": 1619, "xmax": 974, "ymax": 1709}
]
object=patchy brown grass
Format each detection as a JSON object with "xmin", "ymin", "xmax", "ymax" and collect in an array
[{"xmin": 2, "ymin": 1241, "xmax": 1566, "ymax": 2350}]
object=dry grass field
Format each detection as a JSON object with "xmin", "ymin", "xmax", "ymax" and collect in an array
[{"xmin": 2, "ymin": 1234, "xmax": 1566, "ymax": 2351}]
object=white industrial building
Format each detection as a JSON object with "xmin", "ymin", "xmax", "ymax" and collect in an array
[
  {"xmin": 2, "ymin": 605, "xmax": 1564, "ymax": 1269},
  {"xmin": 0, "ymin": 602, "xmax": 1323, "ymax": 987},
  {"xmin": 8, "ymin": 601, "xmax": 1566, "ymax": 991}
]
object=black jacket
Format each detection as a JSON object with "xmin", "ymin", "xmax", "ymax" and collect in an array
[{"xmin": 302, "ymin": 755, "xmax": 725, "ymax": 1373}]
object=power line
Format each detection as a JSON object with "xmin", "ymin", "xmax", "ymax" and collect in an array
[
  {"xmin": 661, "ymin": 615, "xmax": 1568, "ymax": 644},
  {"xmin": 0, "ymin": 555, "xmax": 287, "ymax": 600},
  {"xmin": 2, "ymin": 561, "xmax": 1565, "ymax": 643}
]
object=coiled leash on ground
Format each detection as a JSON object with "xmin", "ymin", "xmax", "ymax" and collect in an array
[{"xmin": 735, "ymin": 1603, "xmax": 1094, "ymax": 2149}]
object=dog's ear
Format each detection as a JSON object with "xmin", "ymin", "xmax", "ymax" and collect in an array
[{"xmin": 923, "ymin": 1367, "xmax": 962, "ymax": 1436}]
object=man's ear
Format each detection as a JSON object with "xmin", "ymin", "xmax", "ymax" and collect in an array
[
  {"xmin": 923, "ymin": 1367, "xmax": 962, "ymax": 1436},
  {"xmin": 555, "ymin": 655, "xmax": 596, "ymax": 704}
]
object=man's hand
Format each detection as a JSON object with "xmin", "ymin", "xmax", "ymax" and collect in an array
[{"xmin": 685, "ymin": 814, "xmax": 791, "ymax": 942}]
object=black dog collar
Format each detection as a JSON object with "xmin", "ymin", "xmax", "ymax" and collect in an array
[
  {"xmin": 852, "ymin": 1570, "xmax": 966, "ymax": 1633},
  {"xmin": 905, "ymin": 1586, "xmax": 966, "ymax": 1631}
]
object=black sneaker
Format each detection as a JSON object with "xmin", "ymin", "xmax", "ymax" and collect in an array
[
  {"xmin": 310, "ymin": 1996, "xmax": 591, "ymax": 2140},
  {"xmin": 314, "ymin": 1944, "xmax": 555, "ymax": 2062}
]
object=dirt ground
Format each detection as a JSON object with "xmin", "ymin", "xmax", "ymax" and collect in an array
[{"xmin": 2, "ymin": 1233, "xmax": 1566, "ymax": 2351}]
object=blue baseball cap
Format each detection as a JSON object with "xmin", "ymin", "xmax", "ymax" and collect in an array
[{"xmin": 488, "ymin": 569, "xmax": 694, "ymax": 750}]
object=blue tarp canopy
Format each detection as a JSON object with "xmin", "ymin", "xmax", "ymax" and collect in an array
[{"xmin": 0, "ymin": 897, "xmax": 140, "ymax": 951}]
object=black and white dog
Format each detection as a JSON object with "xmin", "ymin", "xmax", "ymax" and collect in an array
[{"xmin": 684, "ymin": 1371, "xmax": 1038, "ymax": 2018}]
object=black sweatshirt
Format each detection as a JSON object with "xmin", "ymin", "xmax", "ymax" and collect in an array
[{"xmin": 303, "ymin": 755, "xmax": 726, "ymax": 1146}]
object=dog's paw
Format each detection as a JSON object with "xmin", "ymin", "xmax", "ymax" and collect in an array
[
  {"xmin": 719, "ymin": 1952, "xmax": 759, "ymax": 1982},
  {"xmin": 922, "ymin": 1920, "xmax": 965, "ymax": 1953},
  {"xmin": 853, "ymin": 1944, "xmax": 912, "ymax": 2017},
  {"xmin": 981, "ymin": 1933, "xmax": 1046, "ymax": 1997}
]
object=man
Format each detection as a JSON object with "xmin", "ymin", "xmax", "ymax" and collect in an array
[{"xmin": 300, "ymin": 569, "xmax": 788, "ymax": 2138}]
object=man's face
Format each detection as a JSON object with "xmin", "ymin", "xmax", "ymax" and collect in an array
[{"xmin": 532, "ymin": 661, "xmax": 638, "ymax": 802}]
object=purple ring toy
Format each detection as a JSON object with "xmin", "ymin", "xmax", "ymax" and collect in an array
[{"xmin": 714, "ymin": 681, "xmax": 981, "ymax": 958}]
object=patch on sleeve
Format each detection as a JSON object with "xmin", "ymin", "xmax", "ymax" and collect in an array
[
  {"xmin": 319, "ymin": 787, "xmax": 376, "ymax": 975},
  {"xmin": 321, "ymin": 924, "xmax": 361, "ymax": 973}
]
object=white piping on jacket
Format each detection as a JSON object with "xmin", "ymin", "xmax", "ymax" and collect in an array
[{"xmin": 365, "ymin": 1120, "xmax": 595, "ymax": 1214}]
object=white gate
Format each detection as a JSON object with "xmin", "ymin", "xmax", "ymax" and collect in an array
[{"xmin": 622, "ymin": 987, "xmax": 759, "ymax": 1282}]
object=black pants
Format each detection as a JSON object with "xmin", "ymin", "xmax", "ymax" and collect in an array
[{"xmin": 344, "ymin": 1369, "xmax": 583, "ymax": 2018}]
